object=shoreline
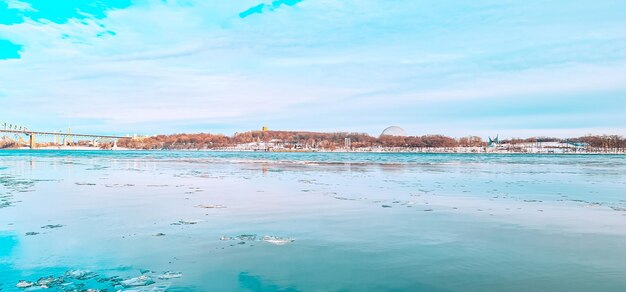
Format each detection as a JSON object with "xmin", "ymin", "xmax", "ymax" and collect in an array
[{"xmin": 2, "ymin": 146, "xmax": 624, "ymax": 155}]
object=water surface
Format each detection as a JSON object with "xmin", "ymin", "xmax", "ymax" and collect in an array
[{"xmin": 1, "ymin": 150, "xmax": 625, "ymax": 291}]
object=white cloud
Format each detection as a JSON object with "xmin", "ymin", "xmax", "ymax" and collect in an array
[
  {"xmin": 5, "ymin": 0, "xmax": 36, "ymax": 11},
  {"xmin": 0, "ymin": 0, "xmax": 625, "ymax": 135},
  {"xmin": 355, "ymin": 62, "xmax": 626, "ymax": 106}
]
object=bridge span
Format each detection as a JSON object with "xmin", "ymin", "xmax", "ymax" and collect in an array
[{"xmin": 1, "ymin": 124, "xmax": 128, "ymax": 149}]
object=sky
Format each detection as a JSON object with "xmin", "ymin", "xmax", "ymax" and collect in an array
[{"xmin": 0, "ymin": 0, "xmax": 625, "ymax": 138}]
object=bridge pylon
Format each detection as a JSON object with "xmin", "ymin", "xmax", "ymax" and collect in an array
[{"xmin": 29, "ymin": 133, "xmax": 36, "ymax": 149}]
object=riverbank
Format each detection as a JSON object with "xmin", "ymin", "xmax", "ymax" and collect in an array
[{"xmin": 4, "ymin": 146, "xmax": 624, "ymax": 154}]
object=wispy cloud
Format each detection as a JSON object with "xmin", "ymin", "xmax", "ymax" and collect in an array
[{"xmin": 6, "ymin": 0, "xmax": 35, "ymax": 12}]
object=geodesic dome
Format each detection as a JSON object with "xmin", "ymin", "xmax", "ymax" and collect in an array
[{"xmin": 380, "ymin": 126, "xmax": 407, "ymax": 137}]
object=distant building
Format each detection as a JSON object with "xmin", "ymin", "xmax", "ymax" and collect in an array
[{"xmin": 380, "ymin": 126, "xmax": 407, "ymax": 137}]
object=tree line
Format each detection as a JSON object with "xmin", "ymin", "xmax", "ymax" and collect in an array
[
  {"xmin": 111, "ymin": 131, "xmax": 625, "ymax": 152},
  {"xmin": 2, "ymin": 131, "xmax": 624, "ymax": 151}
]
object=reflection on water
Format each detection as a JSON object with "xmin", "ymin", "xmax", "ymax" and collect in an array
[
  {"xmin": 0, "ymin": 150, "xmax": 626, "ymax": 291},
  {"xmin": 378, "ymin": 163, "xmax": 407, "ymax": 174}
]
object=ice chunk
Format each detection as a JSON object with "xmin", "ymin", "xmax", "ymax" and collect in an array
[
  {"xmin": 157, "ymin": 271, "xmax": 182, "ymax": 280},
  {"xmin": 75, "ymin": 182, "xmax": 96, "ymax": 186},
  {"xmin": 16, "ymin": 280, "xmax": 34, "ymax": 288},
  {"xmin": 235, "ymin": 234, "xmax": 257, "ymax": 241},
  {"xmin": 176, "ymin": 219, "xmax": 201, "ymax": 225},
  {"xmin": 41, "ymin": 224, "xmax": 64, "ymax": 229},
  {"xmin": 36, "ymin": 276, "xmax": 64, "ymax": 287},
  {"xmin": 65, "ymin": 269, "xmax": 98, "ymax": 280},
  {"xmin": 261, "ymin": 236, "xmax": 294, "ymax": 245},
  {"xmin": 120, "ymin": 275, "xmax": 155, "ymax": 288},
  {"xmin": 196, "ymin": 204, "xmax": 226, "ymax": 209}
]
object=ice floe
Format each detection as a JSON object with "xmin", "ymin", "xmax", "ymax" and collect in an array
[
  {"xmin": 75, "ymin": 182, "xmax": 96, "ymax": 186},
  {"xmin": 235, "ymin": 234, "xmax": 257, "ymax": 241},
  {"xmin": 120, "ymin": 275, "xmax": 155, "ymax": 288},
  {"xmin": 196, "ymin": 204, "xmax": 226, "ymax": 209},
  {"xmin": 220, "ymin": 234, "xmax": 295, "ymax": 245},
  {"xmin": 261, "ymin": 236, "xmax": 295, "ymax": 245},
  {"xmin": 16, "ymin": 280, "xmax": 34, "ymax": 288},
  {"xmin": 65, "ymin": 269, "xmax": 98, "ymax": 280},
  {"xmin": 157, "ymin": 271, "xmax": 183, "ymax": 280},
  {"xmin": 36, "ymin": 276, "xmax": 65, "ymax": 287},
  {"xmin": 171, "ymin": 219, "xmax": 202, "ymax": 225},
  {"xmin": 41, "ymin": 224, "xmax": 64, "ymax": 229}
]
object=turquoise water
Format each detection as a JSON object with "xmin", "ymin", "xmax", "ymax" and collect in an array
[{"xmin": 1, "ymin": 150, "xmax": 625, "ymax": 291}]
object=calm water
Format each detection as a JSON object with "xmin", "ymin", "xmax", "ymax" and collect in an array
[{"xmin": 1, "ymin": 150, "xmax": 625, "ymax": 291}]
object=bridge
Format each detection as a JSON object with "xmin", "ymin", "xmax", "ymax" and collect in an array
[{"xmin": 1, "ymin": 122, "xmax": 128, "ymax": 149}]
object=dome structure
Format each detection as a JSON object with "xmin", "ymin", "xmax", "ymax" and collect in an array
[{"xmin": 380, "ymin": 126, "xmax": 407, "ymax": 137}]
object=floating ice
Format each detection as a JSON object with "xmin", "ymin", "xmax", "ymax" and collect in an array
[
  {"xmin": 36, "ymin": 276, "xmax": 64, "ymax": 287},
  {"xmin": 329, "ymin": 194, "xmax": 356, "ymax": 201},
  {"xmin": 173, "ymin": 219, "xmax": 202, "ymax": 225},
  {"xmin": 157, "ymin": 271, "xmax": 182, "ymax": 280},
  {"xmin": 261, "ymin": 236, "xmax": 294, "ymax": 246},
  {"xmin": 220, "ymin": 234, "xmax": 294, "ymax": 245},
  {"xmin": 65, "ymin": 269, "xmax": 98, "ymax": 280},
  {"xmin": 25, "ymin": 232, "xmax": 39, "ymax": 236},
  {"xmin": 41, "ymin": 224, "xmax": 64, "ymax": 229},
  {"xmin": 16, "ymin": 280, "xmax": 34, "ymax": 288},
  {"xmin": 0, "ymin": 200, "xmax": 13, "ymax": 208},
  {"xmin": 120, "ymin": 275, "xmax": 155, "ymax": 288},
  {"xmin": 196, "ymin": 204, "xmax": 226, "ymax": 209},
  {"xmin": 235, "ymin": 234, "xmax": 257, "ymax": 241},
  {"xmin": 97, "ymin": 275, "xmax": 122, "ymax": 283}
]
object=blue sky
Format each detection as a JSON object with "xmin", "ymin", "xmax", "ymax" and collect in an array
[{"xmin": 0, "ymin": 0, "xmax": 625, "ymax": 138}]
